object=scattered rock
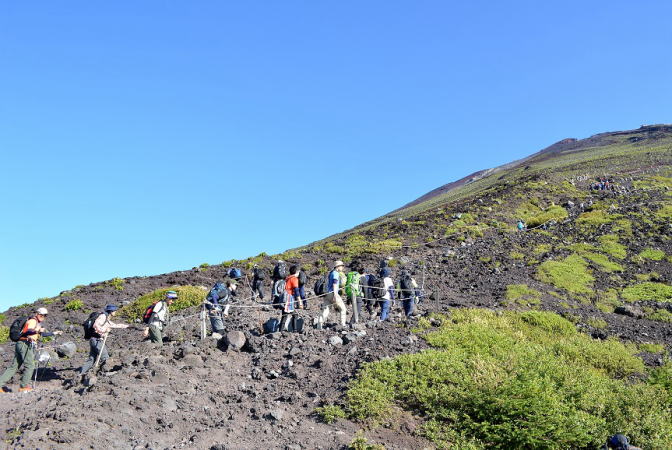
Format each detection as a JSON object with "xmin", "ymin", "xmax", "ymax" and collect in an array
[
  {"xmin": 211, "ymin": 332, "xmax": 223, "ymax": 340},
  {"xmin": 342, "ymin": 333, "xmax": 358, "ymax": 344},
  {"xmin": 56, "ymin": 342, "xmax": 77, "ymax": 358},
  {"xmin": 328, "ymin": 336, "xmax": 343, "ymax": 346},
  {"xmin": 615, "ymin": 305, "xmax": 644, "ymax": 319},
  {"xmin": 267, "ymin": 409, "xmax": 285, "ymax": 422},
  {"xmin": 226, "ymin": 331, "xmax": 247, "ymax": 352}
]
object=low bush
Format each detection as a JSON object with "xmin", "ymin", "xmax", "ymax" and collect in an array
[
  {"xmin": 622, "ymin": 282, "xmax": 672, "ymax": 302},
  {"xmin": 120, "ymin": 286, "xmax": 207, "ymax": 321},
  {"xmin": 598, "ymin": 234, "xmax": 627, "ymax": 259},
  {"xmin": 537, "ymin": 254, "xmax": 594, "ymax": 295},
  {"xmin": 346, "ymin": 309, "xmax": 670, "ymax": 449},
  {"xmin": 315, "ymin": 404, "xmax": 346, "ymax": 424},
  {"xmin": 0, "ymin": 326, "xmax": 9, "ymax": 344},
  {"xmin": 638, "ymin": 248, "xmax": 666, "ymax": 261},
  {"xmin": 64, "ymin": 299, "xmax": 84, "ymax": 311},
  {"xmin": 109, "ymin": 277, "xmax": 125, "ymax": 290},
  {"xmin": 504, "ymin": 284, "xmax": 541, "ymax": 306}
]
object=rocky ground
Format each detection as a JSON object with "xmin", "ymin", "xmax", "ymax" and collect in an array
[{"xmin": 1, "ymin": 131, "xmax": 671, "ymax": 448}]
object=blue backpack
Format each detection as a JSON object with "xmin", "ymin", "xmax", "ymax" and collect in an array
[
  {"xmin": 228, "ymin": 268, "xmax": 242, "ymax": 279},
  {"xmin": 207, "ymin": 282, "xmax": 228, "ymax": 304}
]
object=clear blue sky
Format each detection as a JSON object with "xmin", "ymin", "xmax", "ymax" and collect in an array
[{"xmin": 1, "ymin": 1, "xmax": 670, "ymax": 310}]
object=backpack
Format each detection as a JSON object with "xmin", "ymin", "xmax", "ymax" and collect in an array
[
  {"xmin": 291, "ymin": 316, "xmax": 305, "ymax": 333},
  {"xmin": 142, "ymin": 302, "xmax": 159, "ymax": 324},
  {"xmin": 83, "ymin": 312, "xmax": 104, "ymax": 339},
  {"xmin": 399, "ymin": 272, "xmax": 413, "ymax": 296},
  {"xmin": 9, "ymin": 317, "xmax": 29, "ymax": 342},
  {"xmin": 254, "ymin": 267, "xmax": 266, "ymax": 281},
  {"xmin": 369, "ymin": 274, "xmax": 384, "ymax": 299},
  {"xmin": 273, "ymin": 262, "xmax": 288, "ymax": 280},
  {"xmin": 207, "ymin": 282, "xmax": 228, "ymax": 304},
  {"xmin": 272, "ymin": 280, "xmax": 286, "ymax": 309},
  {"xmin": 314, "ymin": 276, "xmax": 327, "ymax": 296},
  {"xmin": 298, "ymin": 270, "xmax": 307, "ymax": 287},
  {"xmin": 345, "ymin": 271, "xmax": 361, "ymax": 299},
  {"xmin": 228, "ymin": 267, "xmax": 242, "ymax": 279},
  {"xmin": 263, "ymin": 318, "xmax": 280, "ymax": 334}
]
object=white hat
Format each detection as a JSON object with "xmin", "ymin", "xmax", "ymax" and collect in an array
[
  {"xmin": 333, "ymin": 260, "xmax": 345, "ymax": 269},
  {"xmin": 36, "ymin": 307, "xmax": 49, "ymax": 315}
]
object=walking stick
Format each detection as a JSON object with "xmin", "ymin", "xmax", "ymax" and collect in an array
[{"xmin": 93, "ymin": 333, "xmax": 109, "ymax": 371}]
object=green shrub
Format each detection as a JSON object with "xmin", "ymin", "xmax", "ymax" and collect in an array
[
  {"xmin": 315, "ymin": 404, "xmax": 346, "ymax": 424},
  {"xmin": 648, "ymin": 362, "xmax": 672, "ymax": 403},
  {"xmin": 568, "ymin": 243, "xmax": 624, "ymax": 272},
  {"xmin": 109, "ymin": 277, "xmax": 125, "ymax": 290},
  {"xmin": 599, "ymin": 234, "xmax": 627, "ymax": 259},
  {"xmin": 120, "ymin": 286, "xmax": 207, "ymax": 321},
  {"xmin": 654, "ymin": 204, "xmax": 672, "ymax": 221},
  {"xmin": 199, "ymin": 262, "xmax": 210, "ymax": 269},
  {"xmin": 586, "ymin": 317, "xmax": 608, "ymax": 329},
  {"xmin": 0, "ymin": 326, "xmax": 9, "ymax": 344},
  {"xmin": 622, "ymin": 282, "xmax": 672, "ymax": 302},
  {"xmin": 576, "ymin": 209, "xmax": 617, "ymax": 230},
  {"xmin": 346, "ymin": 309, "xmax": 669, "ymax": 449},
  {"xmin": 516, "ymin": 203, "xmax": 568, "ymax": 228},
  {"xmin": 638, "ymin": 248, "xmax": 666, "ymax": 261},
  {"xmin": 64, "ymin": 299, "xmax": 84, "ymax": 311},
  {"xmin": 639, "ymin": 343, "xmax": 666, "ymax": 354},
  {"xmin": 504, "ymin": 284, "xmax": 541, "ymax": 306},
  {"xmin": 0, "ymin": 313, "xmax": 5, "ymax": 324},
  {"xmin": 509, "ymin": 251, "xmax": 524, "ymax": 260},
  {"xmin": 644, "ymin": 308, "xmax": 672, "ymax": 323},
  {"xmin": 349, "ymin": 431, "xmax": 385, "ymax": 450},
  {"xmin": 537, "ymin": 254, "xmax": 594, "ymax": 295}
]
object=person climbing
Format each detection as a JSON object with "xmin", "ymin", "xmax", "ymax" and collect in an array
[
  {"xmin": 379, "ymin": 267, "xmax": 395, "ymax": 321},
  {"xmin": 397, "ymin": 269, "xmax": 416, "ymax": 318},
  {"xmin": 517, "ymin": 219, "xmax": 525, "ymax": 231},
  {"xmin": 0, "ymin": 307, "xmax": 61, "ymax": 393},
  {"xmin": 317, "ymin": 260, "xmax": 347, "ymax": 329},
  {"xmin": 148, "ymin": 291, "xmax": 177, "ymax": 346},
  {"xmin": 280, "ymin": 265, "xmax": 301, "ymax": 331},
  {"xmin": 272, "ymin": 260, "xmax": 288, "ymax": 282},
  {"xmin": 252, "ymin": 264, "xmax": 266, "ymax": 300},
  {"xmin": 297, "ymin": 266, "xmax": 308, "ymax": 309},
  {"xmin": 345, "ymin": 266, "xmax": 364, "ymax": 325},
  {"xmin": 79, "ymin": 304, "xmax": 129, "ymax": 378},
  {"xmin": 601, "ymin": 434, "xmax": 641, "ymax": 450},
  {"xmin": 359, "ymin": 268, "xmax": 375, "ymax": 317},
  {"xmin": 205, "ymin": 281, "xmax": 236, "ymax": 334}
]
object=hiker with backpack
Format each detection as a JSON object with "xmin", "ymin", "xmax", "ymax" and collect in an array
[
  {"xmin": 279, "ymin": 265, "xmax": 301, "ymax": 331},
  {"xmin": 79, "ymin": 304, "xmax": 129, "ymax": 378},
  {"xmin": 359, "ymin": 268, "xmax": 375, "ymax": 317},
  {"xmin": 147, "ymin": 291, "xmax": 177, "ymax": 346},
  {"xmin": 205, "ymin": 281, "xmax": 236, "ymax": 334},
  {"xmin": 0, "ymin": 307, "xmax": 61, "ymax": 393},
  {"xmin": 345, "ymin": 266, "xmax": 364, "ymax": 325},
  {"xmin": 316, "ymin": 260, "xmax": 348, "ymax": 329},
  {"xmin": 601, "ymin": 434, "xmax": 641, "ymax": 450},
  {"xmin": 397, "ymin": 269, "xmax": 417, "ymax": 317},
  {"xmin": 379, "ymin": 267, "xmax": 395, "ymax": 321},
  {"xmin": 252, "ymin": 264, "xmax": 266, "ymax": 300}
]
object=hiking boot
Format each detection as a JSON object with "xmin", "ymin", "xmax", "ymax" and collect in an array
[
  {"xmin": 18, "ymin": 387, "xmax": 33, "ymax": 393},
  {"xmin": 0, "ymin": 386, "xmax": 10, "ymax": 394}
]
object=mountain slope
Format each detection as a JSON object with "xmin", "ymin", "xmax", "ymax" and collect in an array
[{"xmin": 1, "ymin": 125, "xmax": 671, "ymax": 448}]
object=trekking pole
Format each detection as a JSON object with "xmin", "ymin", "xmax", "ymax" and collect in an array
[
  {"xmin": 93, "ymin": 333, "xmax": 109, "ymax": 371},
  {"xmin": 32, "ymin": 343, "xmax": 41, "ymax": 389},
  {"xmin": 351, "ymin": 290, "xmax": 359, "ymax": 324},
  {"xmin": 200, "ymin": 303, "xmax": 206, "ymax": 340}
]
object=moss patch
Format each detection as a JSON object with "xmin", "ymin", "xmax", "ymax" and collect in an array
[
  {"xmin": 638, "ymin": 248, "xmax": 666, "ymax": 261},
  {"xmin": 537, "ymin": 254, "xmax": 594, "ymax": 295},
  {"xmin": 622, "ymin": 282, "xmax": 672, "ymax": 303},
  {"xmin": 516, "ymin": 203, "xmax": 568, "ymax": 228},
  {"xmin": 504, "ymin": 284, "xmax": 541, "ymax": 306}
]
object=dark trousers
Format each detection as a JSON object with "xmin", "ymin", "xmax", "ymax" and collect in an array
[
  {"xmin": 253, "ymin": 279, "xmax": 265, "ymax": 300},
  {"xmin": 298, "ymin": 285, "xmax": 307, "ymax": 308}
]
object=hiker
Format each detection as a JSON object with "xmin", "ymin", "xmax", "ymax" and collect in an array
[
  {"xmin": 345, "ymin": 266, "xmax": 364, "ymax": 325},
  {"xmin": 397, "ymin": 269, "xmax": 417, "ymax": 317},
  {"xmin": 252, "ymin": 264, "xmax": 266, "ymax": 300},
  {"xmin": 379, "ymin": 267, "xmax": 395, "ymax": 321},
  {"xmin": 601, "ymin": 434, "xmax": 641, "ymax": 450},
  {"xmin": 0, "ymin": 308, "xmax": 61, "ymax": 393},
  {"xmin": 359, "ymin": 268, "xmax": 375, "ymax": 316},
  {"xmin": 79, "ymin": 304, "xmax": 129, "ymax": 378},
  {"xmin": 272, "ymin": 260, "xmax": 288, "ymax": 283},
  {"xmin": 205, "ymin": 281, "xmax": 236, "ymax": 334},
  {"xmin": 317, "ymin": 260, "xmax": 347, "ymax": 328},
  {"xmin": 297, "ymin": 267, "xmax": 308, "ymax": 309},
  {"xmin": 280, "ymin": 265, "xmax": 301, "ymax": 331},
  {"xmin": 148, "ymin": 291, "xmax": 177, "ymax": 345},
  {"xmin": 517, "ymin": 220, "xmax": 525, "ymax": 231}
]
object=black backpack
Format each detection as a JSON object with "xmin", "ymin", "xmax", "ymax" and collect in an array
[
  {"xmin": 272, "ymin": 279, "xmax": 286, "ymax": 309},
  {"xmin": 83, "ymin": 312, "xmax": 104, "ymax": 339},
  {"xmin": 314, "ymin": 277, "xmax": 327, "ymax": 296},
  {"xmin": 254, "ymin": 267, "xmax": 266, "ymax": 281},
  {"xmin": 9, "ymin": 317, "xmax": 28, "ymax": 342},
  {"xmin": 298, "ymin": 270, "xmax": 308, "ymax": 287},
  {"xmin": 369, "ymin": 274, "xmax": 384, "ymax": 299},
  {"xmin": 228, "ymin": 268, "xmax": 243, "ymax": 279},
  {"xmin": 399, "ymin": 272, "xmax": 413, "ymax": 296},
  {"xmin": 273, "ymin": 262, "xmax": 288, "ymax": 280}
]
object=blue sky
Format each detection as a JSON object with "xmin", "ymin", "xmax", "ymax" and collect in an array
[{"xmin": 1, "ymin": 1, "xmax": 671, "ymax": 310}]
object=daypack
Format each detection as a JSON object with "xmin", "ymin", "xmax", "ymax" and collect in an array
[
  {"xmin": 83, "ymin": 312, "xmax": 104, "ymax": 339},
  {"xmin": 344, "ymin": 271, "xmax": 361, "ymax": 299},
  {"xmin": 228, "ymin": 267, "xmax": 242, "ymax": 279},
  {"xmin": 142, "ymin": 302, "xmax": 159, "ymax": 324},
  {"xmin": 264, "ymin": 318, "xmax": 280, "ymax": 334},
  {"xmin": 298, "ymin": 270, "xmax": 308, "ymax": 287},
  {"xmin": 207, "ymin": 282, "xmax": 229, "ymax": 304},
  {"xmin": 360, "ymin": 274, "xmax": 372, "ymax": 300},
  {"xmin": 273, "ymin": 262, "xmax": 288, "ymax": 280},
  {"xmin": 291, "ymin": 316, "xmax": 305, "ymax": 333},
  {"xmin": 369, "ymin": 274, "xmax": 385, "ymax": 299},
  {"xmin": 254, "ymin": 267, "xmax": 266, "ymax": 281},
  {"xmin": 9, "ymin": 317, "xmax": 29, "ymax": 342},
  {"xmin": 314, "ymin": 277, "xmax": 327, "ymax": 296},
  {"xmin": 272, "ymin": 280, "xmax": 286, "ymax": 309},
  {"xmin": 399, "ymin": 272, "xmax": 414, "ymax": 297}
]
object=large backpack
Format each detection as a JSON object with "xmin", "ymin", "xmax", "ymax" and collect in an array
[
  {"xmin": 369, "ymin": 274, "xmax": 384, "ymax": 299},
  {"xmin": 272, "ymin": 280, "xmax": 286, "ymax": 309},
  {"xmin": 298, "ymin": 270, "xmax": 308, "ymax": 287},
  {"xmin": 360, "ymin": 274, "xmax": 372, "ymax": 300},
  {"xmin": 344, "ymin": 271, "xmax": 361, "ymax": 299},
  {"xmin": 399, "ymin": 272, "xmax": 413, "ymax": 297},
  {"xmin": 9, "ymin": 317, "xmax": 29, "ymax": 342},
  {"xmin": 228, "ymin": 268, "xmax": 243, "ymax": 279},
  {"xmin": 314, "ymin": 276, "xmax": 327, "ymax": 297},
  {"xmin": 273, "ymin": 262, "xmax": 288, "ymax": 280},
  {"xmin": 207, "ymin": 282, "xmax": 228, "ymax": 304},
  {"xmin": 83, "ymin": 312, "xmax": 104, "ymax": 339},
  {"xmin": 142, "ymin": 302, "xmax": 159, "ymax": 324},
  {"xmin": 254, "ymin": 267, "xmax": 266, "ymax": 281}
]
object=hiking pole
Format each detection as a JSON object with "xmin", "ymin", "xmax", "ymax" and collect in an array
[
  {"xmin": 93, "ymin": 333, "xmax": 109, "ymax": 371},
  {"xmin": 32, "ymin": 343, "xmax": 40, "ymax": 389},
  {"xmin": 200, "ymin": 303, "xmax": 206, "ymax": 340},
  {"xmin": 351, "ymin": 290, "xmax": 359, "ymax": 324}
]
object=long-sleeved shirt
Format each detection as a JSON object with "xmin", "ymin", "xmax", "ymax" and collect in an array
[
  {"xmin": 93, "ymin": 313, "xmax": 128, "ymax": 337},
  {"xmin": 149, "ymin": 301, "xmax": 169, "ymax": 328},
  {"xmin": 382, "ymin": 277, "xmax": 395, "ymax": 300}
]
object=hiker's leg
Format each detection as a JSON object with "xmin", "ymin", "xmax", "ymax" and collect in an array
[
  {"xmin": 380, "ymin": 300, "xmax": 390, "ymax": 321},
  {"xmin": 0, "ymin": 343, "xmax": 23, "ymax": 386},
  {"xmin": 318, "ymin": 294, "xmax": 332, "ymax": 327},
  {"xmin": 149, "ymin": 324, "xmax": 163, "ymax": 345},
  {"xmin": 256, "ymin": 281, "xmax": 265, "ymax": 300},
  {"xmin": 97, "ymin": 339, "xmax": 110, "ymax": 367},
  {"xmin": 79, "ymin": 338, "xmax": 99, "ymax": 375},
  {"xmin": 403, "ymin": 298, "xmax": 414, "ymax": 317},
  {"xmin": 19, "ymin": 343, "xmax": 35, "ymax": 388},
  {"xmin": 209, "ymin": 313, "xmax": 224, "ymax": 334},
  {"xmin": 280, "ymin": 312, "xmax": 291, "ymax": 331},
  {"xmin": 333, "ymin": 294, "xmax": 347, "ymax": 327},
  {"xmin": 299, "ymin": 285, "xmax": 307, "ymax": 309}
]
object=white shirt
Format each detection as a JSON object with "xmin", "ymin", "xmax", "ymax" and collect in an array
[{"xmin": 382, "ymin": 277, "xmax": 394, "ymax": 300}]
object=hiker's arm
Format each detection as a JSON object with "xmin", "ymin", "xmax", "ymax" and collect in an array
[{"xmin": 109, "ymin": 320, "xmax": 129, "ymax": 329}]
